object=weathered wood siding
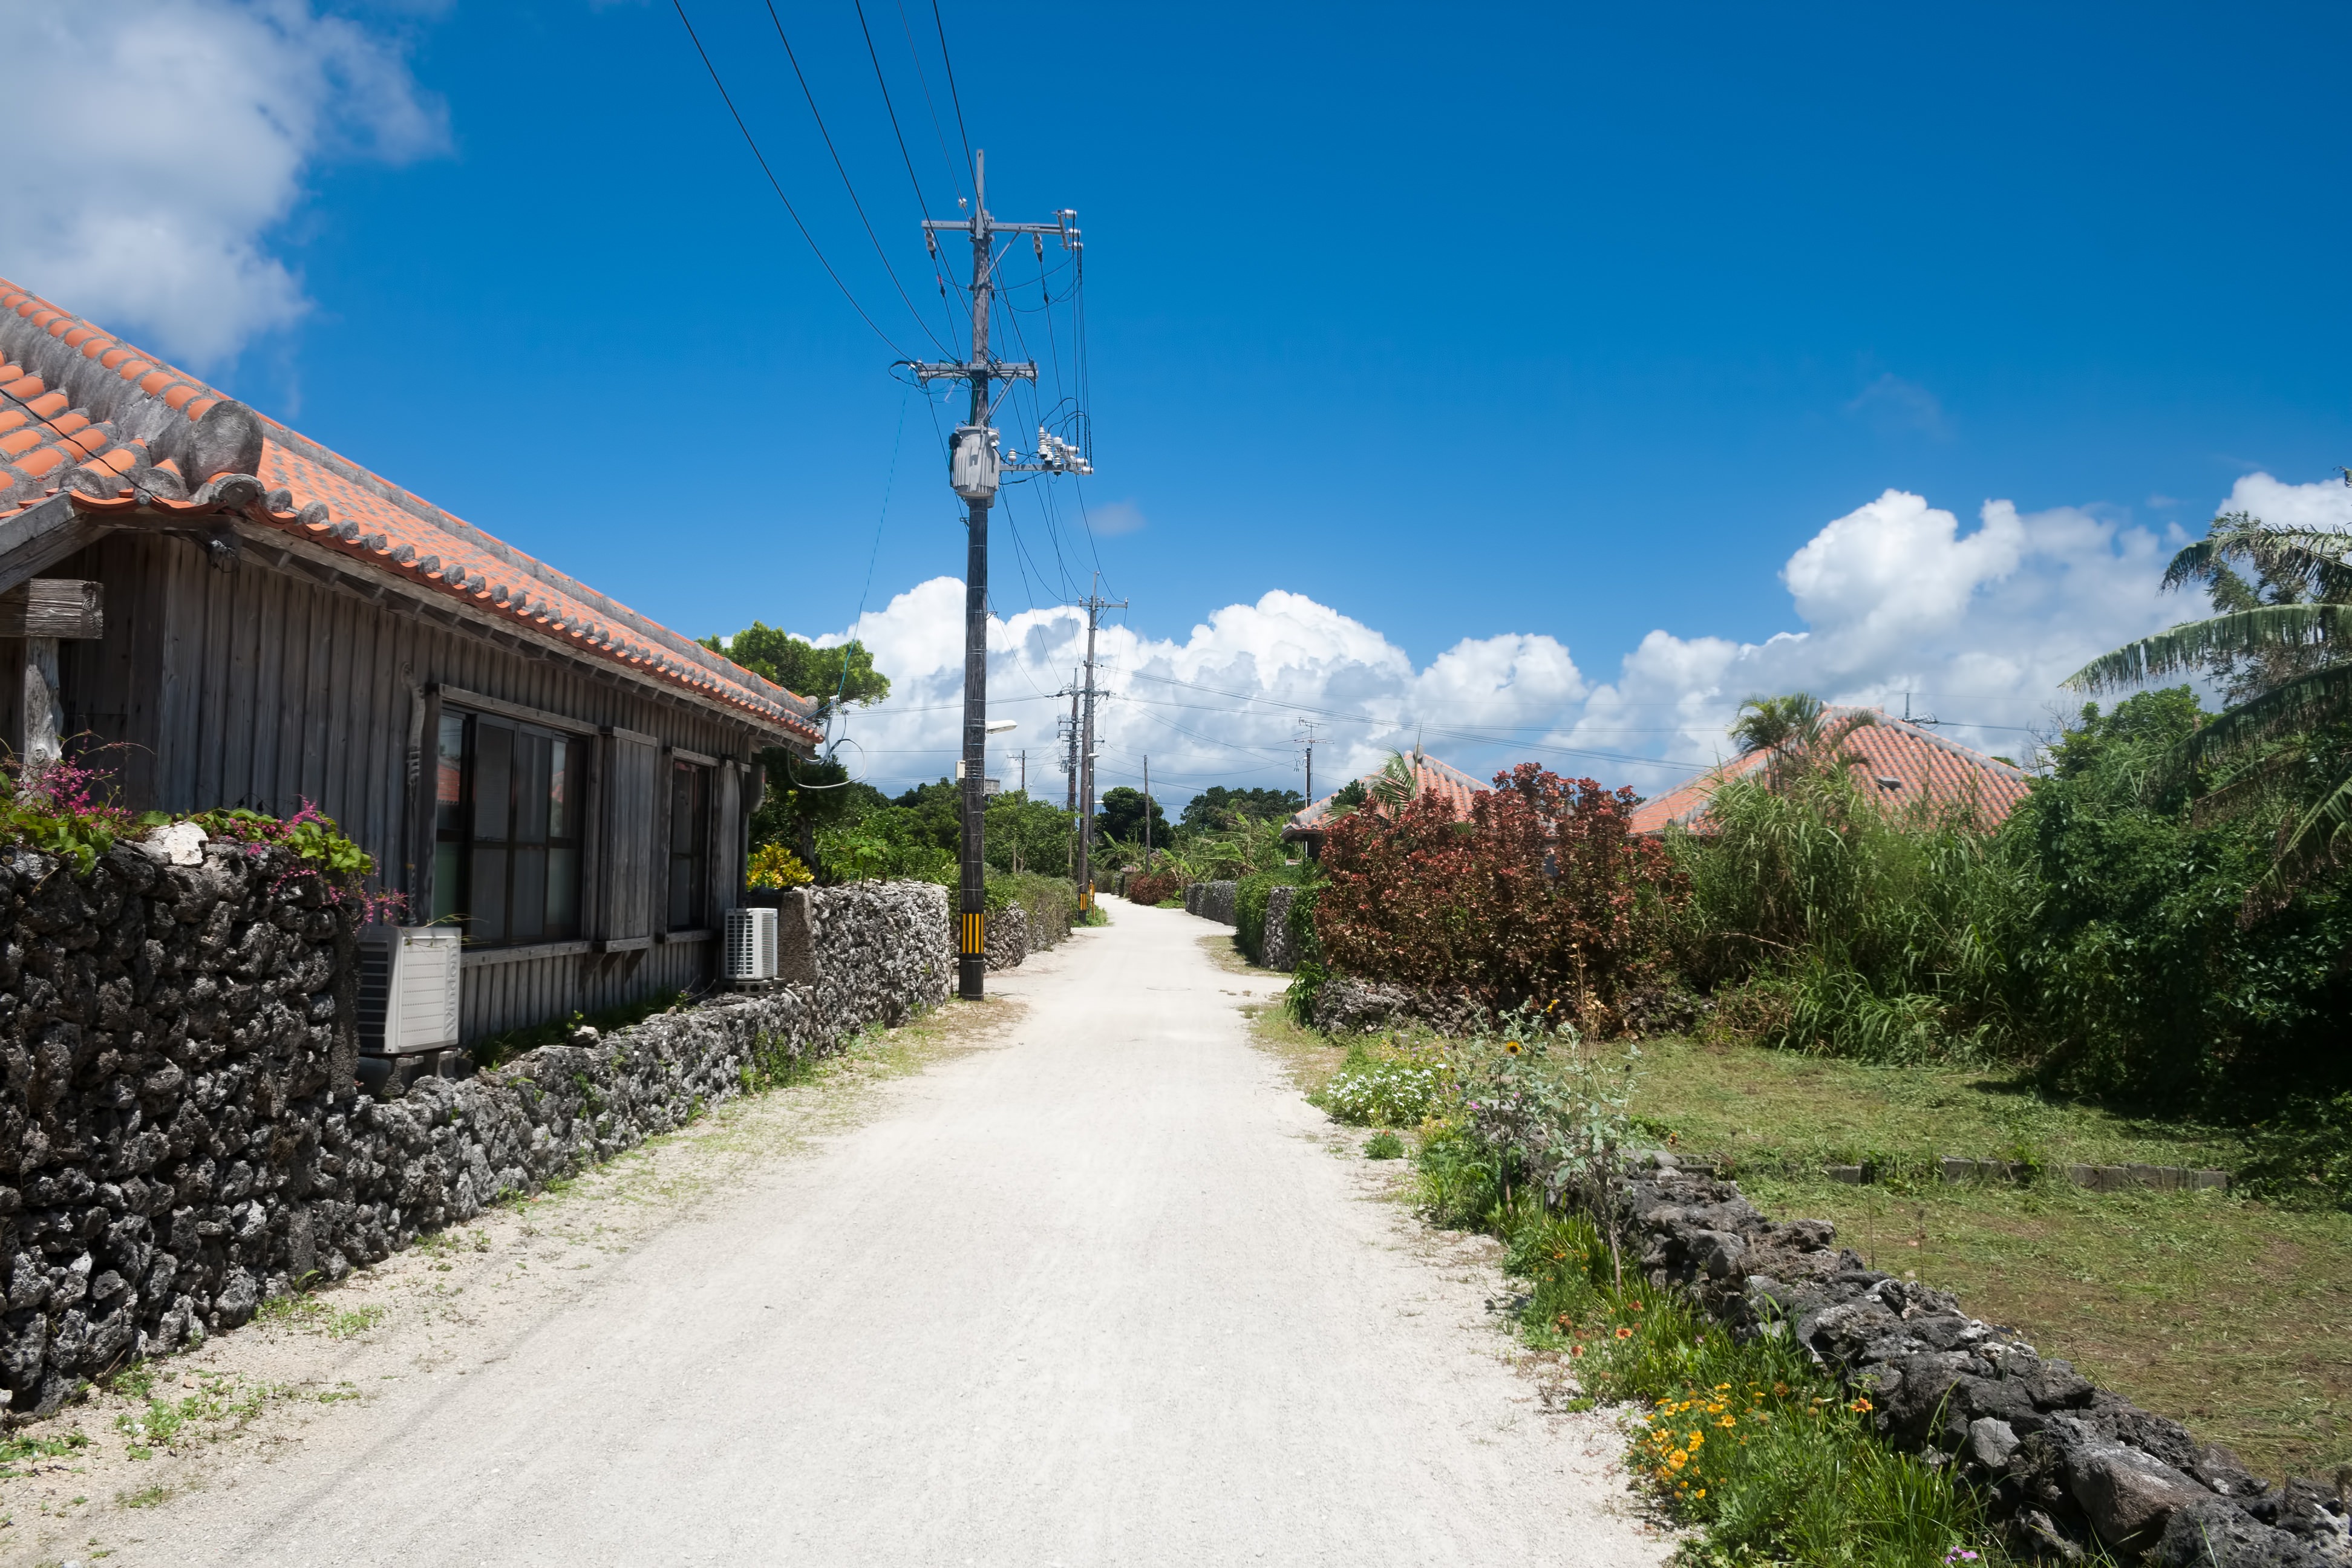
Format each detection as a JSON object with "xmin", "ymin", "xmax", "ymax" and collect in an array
[{"xmin": 49, "ymin": 532, "xmax": 775, "ymax": 1045}]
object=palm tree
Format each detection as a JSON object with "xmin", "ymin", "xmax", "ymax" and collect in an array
[
  {"xmin": 2068, "ymin": 480, "xmax": 2352, "ymax": 895},
  {"xmin": 1729, "ymin": 693, "xmax": 1876, "ymax": 789},
  {"xmin": 1365, "ymin": 751, "xmax": 1419, "ymax": 812}
]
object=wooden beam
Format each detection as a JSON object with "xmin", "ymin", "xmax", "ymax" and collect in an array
[
  {"xmin": 0, "ymin": 495, "xmax": 113, "ymax": 596},
  {"xmin": 0, "ymin": 580, "xmax": 103, "ymax": 639}
]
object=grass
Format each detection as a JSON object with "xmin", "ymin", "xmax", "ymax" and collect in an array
[
  {"xmin": 1363, "ymin": 1130, "xmax": 1405, "ymax": 1160},
  {"xmin": 255, "ymin": 1291, "xmax": 387, "ymax": 1339},
  {"xmin": 1500, "ymin": 1203, "xmax": 2043, "ymax": 1567},
  {"xmin": 107, "ymin": 1370, "xmax": 284, "ymax": 1460},
  {"xmin": 1630, "ymin": 1035, "xmax": 2352, "ymax": 1483}
]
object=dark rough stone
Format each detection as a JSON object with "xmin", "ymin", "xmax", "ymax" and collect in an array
[
  {"xmin": 1567, "ymin": 1161, "xmax": 2352, "ymax": 1563},
  {"xmin": 1, "ymin": 847, "xmax": 950, "ymax": 1418}
]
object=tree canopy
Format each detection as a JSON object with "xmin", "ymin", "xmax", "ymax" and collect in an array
[
  {"xmin": 1178, "ymin": 785, "xmax": 1304, "ymax": 831},
  {"xmin": 1096, "ymin": 785, "xmax": 1169, "ymax": 844},
  {"xmin": 701, "ymin": 622, "xmax": 890, "ymax": 713}
]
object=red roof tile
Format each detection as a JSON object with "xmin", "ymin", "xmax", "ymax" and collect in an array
[
  {"xmin": 0, "ymin": 276, "xmax": 817, "ymax": 743},
  {"xmin": 1627, "ymin": 708, "xmax": 2033, "ymax": 834},
  {"xmin": 1291, "ymin": 750, "xmax": 1491, "ymax": 830}
]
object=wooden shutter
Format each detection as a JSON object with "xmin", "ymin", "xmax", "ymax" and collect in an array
[{"xmin": 596, "ymin": 727, "xmax": 659, "ymax": 945}]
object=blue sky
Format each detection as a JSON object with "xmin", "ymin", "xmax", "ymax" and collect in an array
[{"xmin": 11, "ymin": 2, "xmax": 2352, "ymax": 798}]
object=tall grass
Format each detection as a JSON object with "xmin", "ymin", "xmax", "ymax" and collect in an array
[{"xmin": 1673, "ymin": 772, "xmax": 2027, "ymax": 1064}]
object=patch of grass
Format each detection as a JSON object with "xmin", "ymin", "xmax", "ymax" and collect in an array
[
  {"xmin": 116, "ymin": 1484, "xmax": 170, "ymax": 1509},
  {"xmin": 1363, "ymin": 1130, "xmax": 1405, "ymax": 1160},
  {"xmin": 1154, "ymin": 897, "xmax": 1183, "ymax": 909},
  {"xmin": 256, "ymin": 1292, "xmax": 386, "ymax": 1339},
  {"xmin": 1632, "ymin": 1034, "xmax": 2352, "ymax": 1483},
  {"xmin": 1501, "ymin": 1203, "xmax": 2034, "ymax": 1567},
  {"xmin": 0, "ymin": 1429, "xmax": 90, "ymax": 1477},
  {"xmin": 114, "ymin": 1374, "xmax": 284, "ymax": 1459}
]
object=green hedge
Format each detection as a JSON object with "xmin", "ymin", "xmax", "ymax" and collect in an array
[
  {"xmin": 986, "ymin": 871, "xmax": 1077, "ymax": 947},
  {"xmin": 1235, "ymin": 865, "xmax": 1316, "ymax": 965}
]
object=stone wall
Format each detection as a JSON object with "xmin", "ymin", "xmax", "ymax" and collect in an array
[
  {"xmin": 1262, "ymin": 886, "xmax": 1300, "ymax": 972},
  {"xmin": 0, "ymin": 844, "xmax": 949, "ymax": 1420},
  {"xmin": 1184, "ymin": 881, "xmax": 1237, "ymax": 926},
  {"xmin": 985, "ymin": 904, "xmax": 1029, "ymax": 970},
  {"xmin": 1609, "ymin": 1160, "xmax": 2351, "ymax": 1566}
]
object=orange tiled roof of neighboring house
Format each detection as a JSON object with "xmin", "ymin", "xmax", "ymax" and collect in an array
[
  {"xmin": 1291, "ymin": 749, "xmax": 1490, "ymax": 831},
  {"xmin": 0, "ymin": 277, "xmax": 819, "ymax": 743},
  {"xmin": 1627, "ymin": 709, "xmax": 2034, "ymax": 834}
]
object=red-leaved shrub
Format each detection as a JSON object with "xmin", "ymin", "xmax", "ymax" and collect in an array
[
  {"xmin": 1314, "ymin": 764, "xmax": 1684, "ymax": 1034},
  {"xmin": 1126, "ymin": 870, "xmax": 1185, "ymax": 905}
]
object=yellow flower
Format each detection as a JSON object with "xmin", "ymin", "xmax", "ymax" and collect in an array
[
  {"xmin": 1687, "ymin": 1431, "xmax": 1704, "ymax": 1448},
  {"xmin": 1717, "ymin": 1416, "xmax": 1736, "ymax": 1428}
]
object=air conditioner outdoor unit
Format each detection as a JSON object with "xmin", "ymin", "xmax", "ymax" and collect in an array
[
  {"xmin": 724, "ymin": 906, "xmax": 779, "ymax": 982},
  {"xmin": 356, "ymin": 926, "xmax": 463, "ymax": 1056}
]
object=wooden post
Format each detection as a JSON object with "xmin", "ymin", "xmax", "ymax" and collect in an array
[{"xmin": 1, "ymin": 580, "xmax": 103, "ymax": 779}]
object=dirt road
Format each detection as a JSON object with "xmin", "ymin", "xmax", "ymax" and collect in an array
[{"xmin": 25, "ymin": 904, "xmax": 1662, "ymax": 1567}]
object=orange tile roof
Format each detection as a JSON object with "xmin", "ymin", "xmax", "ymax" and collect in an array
[
  {"xmin": 1627, "ymin": 709, "xmax": 2033, "ymax": 834},
  {"xmin": 1291, "ymin": 750, "xmax": 1490, "ymax": 829},
  {"xmin": 0, "ymin": 277, "xmax": 818, "ymax": 743}
]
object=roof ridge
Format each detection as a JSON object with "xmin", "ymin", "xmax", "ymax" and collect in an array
[{"xmin": 0, "ymin": 275, "xmax": 814, "ymax": 736}]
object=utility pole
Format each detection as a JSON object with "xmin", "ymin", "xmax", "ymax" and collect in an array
[
  {"xmin": 1142, "ymin": 754, "xmax": 1151, "ymax": 868},
  {"xmin": 1295, "ymin": 719, "xmax": 1321, "ymax": 810},
  {"xmin": 1074, "ymin": 580, "xmax": 1126, "ymax": 916},
  {"xmin": 1062, "ymin": 671, "xmax": 1080, "ymax": 813},
  {"xmin": 911, "ymin": 152, "xmax": 1085, "ymax": 1002},
  {"xmin": 1018, "ymin": 748, "xmax": 1027, "ymax": 797}
]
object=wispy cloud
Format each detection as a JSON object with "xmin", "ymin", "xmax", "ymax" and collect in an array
[
  {"xmin": 1085, "ymin": 499, "xmax": 1148, "ymax": 537},
  {"xmin": 1844, "ymin": 372, "xmax": 1953, "ymax": 440},
  {"xmin": 0, "ymin": 0, "xmax": 449, "ymax": 370}
]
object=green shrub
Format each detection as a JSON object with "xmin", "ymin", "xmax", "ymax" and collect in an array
[
  {"xmin": 1233, "ymin": 864, "xmax": 1313, "ymax": 965},
  {"xmin": 987, "ymin": 871, "xmax": 1077, "ymax": 946},
  {"xmin": 1363, "ymin": 1130, "xmax": 1405, "ymax": 1160}
]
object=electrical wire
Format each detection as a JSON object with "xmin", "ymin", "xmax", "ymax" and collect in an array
[
  {"xmin": 671, "ymin": 2, "xmax": 912, "ymax": 358},
  {"xmin": 852, "ymin": 0, "xmax": 967, "ymax": 355},
  {"xmin": 762, "ymin": 1, "xmax": 952, "ymax": 356},
  {"xmin": 930, "ymin": 0, "xmax": 976, "ymax": 189}
]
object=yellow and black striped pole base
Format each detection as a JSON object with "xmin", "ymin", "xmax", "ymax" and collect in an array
[{"xmin": 958, "ymin": 909, "xmax": 986, "ymax": 1000}]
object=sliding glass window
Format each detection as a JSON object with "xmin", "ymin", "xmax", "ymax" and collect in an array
[{"xmin": 433, "ymin": 710, "xmax": 581, "ymax": 944}]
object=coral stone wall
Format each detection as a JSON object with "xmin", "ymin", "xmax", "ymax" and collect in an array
[
  {"xmin": 1616, "ymin": 1163, "xmax": 2352, "ymax": 1566},
  {"xmin": 1, "ymin": 852, "xmax": 949, "ymax": 1420}
]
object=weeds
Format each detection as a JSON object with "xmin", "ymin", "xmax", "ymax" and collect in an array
[
  {"xmin": 1362, "ymin": 1131, "xmax": 1405, "ymax": 1160},
  {"xmin": 114, "ymin": 1374, "xmax": 283, "ymax": 1459},
  {"xmin": 255, "ymin": 1292, "xmax": 385, "ymax": 1339},
  {"xmin": 0, "ymin": 1430, "xmax": 89, "ymax": 1477},
  {"xmin": 116, "ymin": 1485, "xmax": 170, "ymax": 1509}
]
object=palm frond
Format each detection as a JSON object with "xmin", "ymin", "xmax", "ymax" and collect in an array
[
  {"xmin": 2065, "ymin": 605, "xmax": 2352, "ymax": 692},
  {"xmin": 2255, "ymin": 770, "xmax": 2352, "ymax": 912},
  {"xmin": 2188, "ymin": 747, "xmax": 2311, "ymax": 827},
  {"xmin": 2157, "ymin": 660, "xmax": 2352, "ymax": 780}
]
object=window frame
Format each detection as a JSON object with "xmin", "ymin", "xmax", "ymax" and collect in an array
[
  {"xmin": 664, "ymin": 755, "xmax": 713, "ymax": 933},
  {"xmin": 431, "ymin": 703, "xmax": 590, "ymax": 949}
]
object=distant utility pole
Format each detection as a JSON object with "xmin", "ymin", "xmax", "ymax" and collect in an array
[
  {"xmin": 1142, "ymin": 754, "xmax": 1151, "ymax": 867},
  {"xmin": 1018, "ymin": 748, "xmax": 1027, "ymax": 796},
  {"xmin": 1060, "ymin": 670, "xmax": 1080, "ymax": 813},
  {"xmin": 910, "ymin": 151, "xmax": 1086, "ymax": 1002},
  {"xmin": 1074, "ymin": 579, "xmax": 1126, "ymax": 915},
  {"xmin": 1295, "ymin": 719, "xmax": 1321, "ymax": 809}
]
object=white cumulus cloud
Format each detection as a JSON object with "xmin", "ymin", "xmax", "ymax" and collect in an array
[
  {"xmin": 1561, "ymin": 488, "xmax": 2181, "ymax": 783},
  {"xmin": 810, "ymin": 583, "xmax": 1586, "ymax": 803},
  {"xmin": 0, "ymin": 0, "xmax": 448, "ymax": 368},
  {"xmin": 794, "ymin": 477, "xmax": 2343, "ymax": 812}
]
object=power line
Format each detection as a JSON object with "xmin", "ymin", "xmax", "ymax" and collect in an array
[
  {"xmin": 671, "ymin": 1, "xmax": 911, "ymax": 357},
  {"xmin": 929, "ymin": 0, "xmax": 976, "ymax": 188},
  {"xmin": 762, "ymin": 1, "xmax": 952, "ymax": 354}
]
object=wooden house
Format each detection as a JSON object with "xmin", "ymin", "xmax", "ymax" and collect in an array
[{"xmin": 0, "ymin": 278, "xmax": 821, "ymax": 1045}]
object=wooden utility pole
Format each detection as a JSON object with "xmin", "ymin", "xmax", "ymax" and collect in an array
[
  {"xmin": 912, "ymin": 154, "xmax": 1083, "ymax": 1001},
  {"xmin": 1142, "ymin": 753, "xmax": 1151, "ymax": 867}
]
